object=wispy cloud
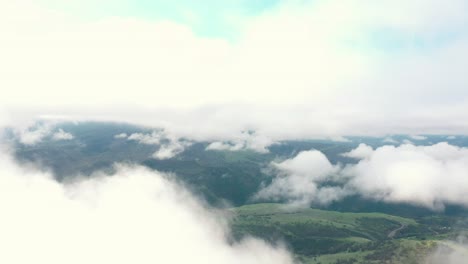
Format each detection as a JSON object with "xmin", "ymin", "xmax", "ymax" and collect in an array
[
  {"xmin": 114, "ymin": 133, "xmax": 128, "ymax": 139},
  {"xmin": 383, "ymin": 137, "xmax": 398, "ymax": 144},
  {"xmin": 52, "ymin": 129, "xmax": 74, "ymax": 140},
  {"xmin": 410, "ymin": 135, "xmax": 427, "ymax": 140},
  {"xmin": 426, "ymin": 238, "xmax": 468, "ymax": 264}
]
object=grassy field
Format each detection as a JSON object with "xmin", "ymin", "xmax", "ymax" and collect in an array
[
  {"xmin": 233, "ymin": 203, "xmax": 416, "ymax": 241},
  {"xmin": 230, "ymin": 203, "xmax": 461, "ymax": 263},
  {"xmin": 303, "ymin": 239, "xmax": 437, "ymax": 264}
]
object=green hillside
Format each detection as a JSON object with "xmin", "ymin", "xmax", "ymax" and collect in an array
[{"xmin": 231, "ymin": 203, "xmax": 462, "ymax": 263}]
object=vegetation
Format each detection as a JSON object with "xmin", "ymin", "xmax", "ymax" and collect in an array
[
  {"xmin": 231, "ymin": 203, "xmax": 466, "ymax": 263},
  {"xmin": 10, "ymin": 122, "xmax": 468, "ymax": 263}
]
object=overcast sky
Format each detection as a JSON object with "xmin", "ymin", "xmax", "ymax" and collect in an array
[{"xmin": 1, "ymin": 0, "xmax": 468, "ymax": 138}]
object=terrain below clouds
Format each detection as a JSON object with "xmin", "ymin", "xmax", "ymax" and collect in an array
[{"xmin": 5, "ymin": 121, "xmax": 468, "ymax": 263}]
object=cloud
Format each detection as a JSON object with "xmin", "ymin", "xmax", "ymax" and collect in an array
[
  {"xmin": 273, "ymin": 150, "xmax": 337, "ymax": 178},
  {"xmin": 402, "ymin": 139, "xmax": 414, "ymax": 145},
  {"xmin": 257, "ymin": 143, "xmax": 468, "ymax": 210},
  {"xmin": 426, "ymin": 239, "xmax": 468, "ymax": 264},
  {"xmin": 255, "ymin": 150, "xmax": 346, "ymax": 206},
  {"xmin": 0, "ymin": 149, "xmax": 295, "ymax": 264},
  {"xmin": 1, "ymin": 0, "xmax": 468, "ymax": 139},
  {"xmin": 329, "ymin": 136, "xmax": 351, "ymax": 143},
  {"xmin": 410, "ymin": 135, "xmax": 428, "ymax": 140},
  {"xmin": 114, "ymin": 133, "xmax": 128, "ymax": 139},
  {"xmin": 152, "ymin": 139, "xmax": 192, "ymax": 160},
  {"xmin": 125, "ymin": 131, "xmax": 191, "ymax": 159},
  {"xmin": 52, "ymin": 128, "xmax": 74, "ymax": 140},
  {"xmin": 346, "ymin": 143, "xmax": 468, "ymax": 210},
  {"xmin": 383, "ymin": 137, "xmax": 398, "ymax": 144},
  {"xmin": 14, "ymin": 123, "xmax": 52, "ymax": 145},
  {"xmin": 10, "ymin": 123, "xmax": 71, "ymax": 144},
  {"xmin": 205, "ymin": 131, "xmax": 274, "ymax": 153},
  {"xmin": 206, "ymin": 141, "xmax": 245, "ymax": 151},
  {"xmin": 127, "ymin": 131, "xmax": 162, "ymax": 145},
  {"xmin": 341, "ymin": 143, "xmax": 373, "ymax": 159}
]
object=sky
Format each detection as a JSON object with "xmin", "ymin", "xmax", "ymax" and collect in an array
[
  {"xmin": 39, "ymin": 0, "xmax": 281, "ymax": 37},
  {"xmin": 1, "ymin": 0, "xmax": 468, "ymax": 139}
]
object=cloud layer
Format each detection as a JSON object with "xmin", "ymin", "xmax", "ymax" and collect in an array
[
  {"xmin": 0, "ymin": 149, "xmax": 294, "ymax": 264},
  {"xmin": 1, "ymin": 0, "xmax": 468, "ymax": 139}
]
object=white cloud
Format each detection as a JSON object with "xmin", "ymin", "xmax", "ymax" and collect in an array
[
  {"xmin": 114, "ymin": 133, "xmax": 128, "ymax": 139},
  {"xmin": 255, "ymin": 150, "xmax": 346, "ymax": 206},
  {"xmin": 346, "ymin": 143, "xmax": 468, "ymax": 210},
  {"xmin": 206, "ymin": 141, "xmax": 245, "ymax": 151},
  {"xmin": 0, "ymin": 149, "xmax": 294, "ymax": 264},
  {"xmin": 153, "ymin": 140, "xmax": 192, "ymax": 160},
  {"xmin": 257, "ymin": 143, "xmax": 468, "ymax": 210},
  {"xmin": 52, "ymin": 129, "xmax": 74, "ymax": 140},
  {"xmin": 127, "ymin": 131, "xmax": 162, "ymax": 145},
  {"xmin": 0, "ymin": 0, "xmax": 468, "ymax": 139},
  {"xmin": 410, "ymin": 135, "xmax": 428, "ymax": 140},
  {"xmin": 383, "ymin": 137, "xmax": 398, "ymax": 144},
  {"xmin": 15, "ymin": 123, "xmax": 52, "ymax": 145},
  {"xmin": 126, "ymin": 131, "xmax": 191, "ymax": 159},
  {"xmin": 205, "ymin": 132, "xmax": 274, "ymax": 153},
  {"xmin": 273, "ymin": 150, "xmax": 337, "ymax": 179},
  {"xmin": 329, "ymin": 136, "xmax": 351, "ymax": 143},
  {"xmin": 402, "ymin": 139, "xmax": 414, "ymax": 145},
  {"xmin": 341, "ymin": 143, "xmax": 374, "ymax": 159}
]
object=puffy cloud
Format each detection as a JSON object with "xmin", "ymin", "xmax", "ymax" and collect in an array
[
  {"xmin": 255, "ymin": 150, "xmax": 346, "ymax": 206},
  {"xmin": 205, "ymin": 132, "xmax": 274, "ymax": 153},
  {"xmin": 51, "ymin": 128, "xmax": 74, "ymax": 140},
  {"xmin": 0, "ymin": 149, "xmax": 294, "ymax": 264},
  {"xmin": 341, "ymin": 143, "xmax": 374, "ymax": 159},
  {"xmin": 153, "ymin": 140, "xmax": 192, "ymax": 160},
  {"xmin": 258, "ymin": 143, "xmax": 468, "ymax": 210},
  {"xmin": 273, "ymin": 151, "xmax": 337, "ymax": 179},
  {"xmin": 127, "ymin": 131, "xmax": 162, "ymax": 145},
  {"xmin": 346, "ymin": 143, "xmax": 468, "ymax": 210},
  {"xmin": 206, "ymin": 141, "xmax": 245, "ymax": 151},
  {"xmin": 14, "ymin": 123, "xmax": 52, "ymax": 145}
]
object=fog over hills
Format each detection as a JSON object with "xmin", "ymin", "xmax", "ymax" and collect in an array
[
  {"xmin": 2, "ymin": 0, "xmax": 468, "ymax": 263},
  {"xmin": 2, "ymin": 121, "xmax": 468, "ymax": 263}
]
